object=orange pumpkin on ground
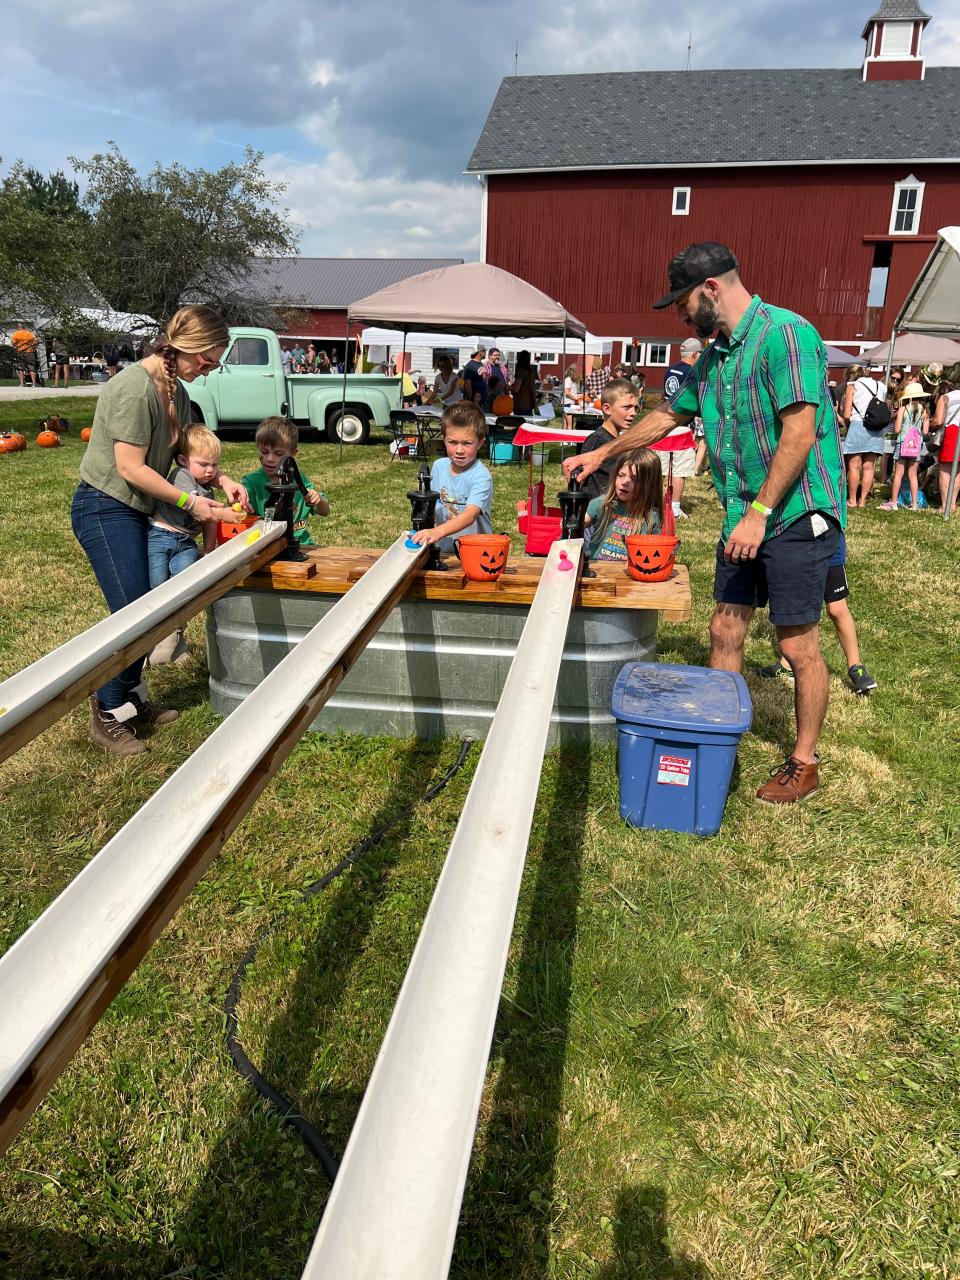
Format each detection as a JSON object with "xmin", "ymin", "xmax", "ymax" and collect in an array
[
  {"xmin": 37, "ymin": 429, "xmax": 62, "ymax": 448},
  {"xmin": 10, "ymin": 431, "xmax": 26, "ymax": 448},
  {"xmin": 0, "ymin": 434, "xmax": 22, "ymax": 454},
  {"xmin": 80, "ymin": 427, "xmax": 92, "ymax": 442},
  {"xmin": 624, "ymin": 534, "xmax": 679, "ymax": 583}
]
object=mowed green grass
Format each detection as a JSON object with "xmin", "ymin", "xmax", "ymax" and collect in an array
[{"xmin": 1, "ymin": 397, "xmax": 959, "ymax": 1279}]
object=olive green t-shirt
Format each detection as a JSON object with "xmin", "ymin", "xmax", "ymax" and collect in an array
[{"xmin": 79, "ymin": 364, "xmax": 191, "ymax": 514}]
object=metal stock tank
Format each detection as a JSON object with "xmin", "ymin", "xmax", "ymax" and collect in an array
[{"xmin": 206, "ymin": 546, "xmax": 691, "ymax": 746}]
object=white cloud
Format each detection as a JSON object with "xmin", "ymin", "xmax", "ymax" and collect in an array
[
  {"xmin": 265, "ymin": 149, "xmax": 482, "ymax": 260},
  {"xmin": 309, "ymin": 60, "xmax": 338, "ymax": 88}
]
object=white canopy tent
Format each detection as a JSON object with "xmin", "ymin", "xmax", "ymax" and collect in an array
[
  {"xmin": 37, "ymin": 306, "xmax": 157, "ymax": 335},
  {"xmin": 886, "ymin": 228, "xmax": 960, "ymax": 520},
  {"xmin": 359, "ymin": 327, "xmax": 606, "ymax": 360}
]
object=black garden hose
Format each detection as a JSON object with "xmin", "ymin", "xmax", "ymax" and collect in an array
[{"xmin": 224, "ymin": 738, "xmax": 473, "ymax": 1182}]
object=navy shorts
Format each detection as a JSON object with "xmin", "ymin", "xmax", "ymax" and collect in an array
[{"xmin": 714, "ymin": 513, "xmax": 841, "ymax": 626}]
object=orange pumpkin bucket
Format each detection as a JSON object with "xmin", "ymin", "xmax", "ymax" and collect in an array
[
  {"xmin": 216, "ymin": 514, "xmax": 259, "ymax": 545},
  {"xmin": 456, "ymin": 533, "xmax": 511, "ymax": 582},
  {"xmin": 624, "ymin": 533, "xmax": 679, "ymax": 583}
]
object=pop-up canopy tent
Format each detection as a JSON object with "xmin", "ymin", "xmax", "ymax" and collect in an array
[
  {"xmin": 858, "ymin": 333, "xmax": 960, "ymax": 366},
  {"xmin": 883, "ymin": 227, "xmax": 960, "ymax": 519},
  {"xmin": 335, "ymin": 263, "xmax": 588, "ymax": 455},
  {"xmin": 348, "ymin": 262, "xmax": 586, "ymax": 338}
]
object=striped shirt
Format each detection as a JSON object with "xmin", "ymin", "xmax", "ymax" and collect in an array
[{"xmin": 669, "ymin": 295, "xmax": 846, "ymax": 543}]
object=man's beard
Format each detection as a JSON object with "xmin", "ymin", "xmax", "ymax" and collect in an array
[{"xmin": 690, "ymin": 294, "xmax": 719, "ymax": 340}]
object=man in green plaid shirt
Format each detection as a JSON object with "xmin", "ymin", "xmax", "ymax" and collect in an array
[{"xmin": 565, "ymin": 243, "xmax": 846, "ymax": 805}]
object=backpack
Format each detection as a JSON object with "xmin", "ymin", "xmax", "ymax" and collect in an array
[{"xmin": 859, "ymin": 380, "xmax": 892, "ymax": 430}]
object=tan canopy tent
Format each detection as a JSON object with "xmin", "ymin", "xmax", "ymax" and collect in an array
[
  {"xmin": 337, "ymin": 262, "xmax": 588, "ymax": 457},
  {"xmin": 880, "ymin": 228, "xmax": 960, "ymax": 520},
  {"xmin": 859, "ymin": 333, "xmax": 960, "ymax": 366},
  {"xmin": 347, "ymin": 261, "xmax": 587, "ymax": 338}
]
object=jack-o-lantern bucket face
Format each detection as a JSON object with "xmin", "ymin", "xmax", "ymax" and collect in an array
[
  {"xmin": 457, "ymin": 533, "xmax": 512, "ymax": 582},
  {"xmin": 624, "ymin": 534, "xmax": 678, "ymax": 583}
]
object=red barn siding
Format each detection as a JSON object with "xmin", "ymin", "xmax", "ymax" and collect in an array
[{"xmin": 485, "ymin": 165, "xmax": 958, "ymax": 350}]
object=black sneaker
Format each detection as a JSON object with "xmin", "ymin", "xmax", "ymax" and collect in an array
[
  {"xmin": 756, "ymin": 661, "xmax": 793, "ymax": 680},
  {"xmin": 848, "ymin": 664, "xmax": 878, "ymax": 696}
]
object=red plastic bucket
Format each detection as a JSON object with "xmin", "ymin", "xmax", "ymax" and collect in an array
[
  {"xmin": 216, "ymin": 514, "xmax": 258, "ymax": 545},
  {"xmin": 624, "ymin": 534, "xmax": 678, "ymax": 582},
  {"xmin": 456, "ymin": 533, "xmax": 511, "ymax": 582}
]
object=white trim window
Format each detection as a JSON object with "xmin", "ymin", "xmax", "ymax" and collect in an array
[
  {"xmin": 880, "ymin": 22, "xmax": 912, "ymax": 56},
  {"xmin": 889, "ymin": 175, "xmax": 924, "ymax": 235},
  {"xmin": 534, "ymin": 350, "xmax": 559, "ymax": 364},
  {"xmin": 672, "ymin": 186, "xmax": 691, "ymax": 216},
  {"xmin": 646, "ymin": 342, "xmax": 670, "ymax": 367}
]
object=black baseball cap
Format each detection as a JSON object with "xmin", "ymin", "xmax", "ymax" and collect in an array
[{"xmin": 653, "ymin": 242, "xmax": 739, "ymax": 309}]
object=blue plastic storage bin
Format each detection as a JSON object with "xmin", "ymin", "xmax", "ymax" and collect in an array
[{"xmin": 611, "ymin": 662, "xmax": 752, "ymax": 837}]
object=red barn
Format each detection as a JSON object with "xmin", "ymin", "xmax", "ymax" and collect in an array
[{"xmin": 467, "ymin": 1, "xmax": 960, "ymax": 380}]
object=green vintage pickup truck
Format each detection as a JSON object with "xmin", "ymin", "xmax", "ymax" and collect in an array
[{"xmin": 184, "ymin": 327, "xmax": 401, "ymax": 444}]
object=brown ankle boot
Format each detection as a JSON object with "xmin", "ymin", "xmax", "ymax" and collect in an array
[{"xmin": 89, "ymin": 697, "xmax": 148, "ymax": 757}]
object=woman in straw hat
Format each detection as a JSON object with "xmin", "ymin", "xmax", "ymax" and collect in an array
[{"xmin": 880, "ymin": 381, "xmax": 929, "ymax": 511}]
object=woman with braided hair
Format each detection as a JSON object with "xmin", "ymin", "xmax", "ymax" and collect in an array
[{"xmin": 72, "ymin": 305, "xmax": 247, "ymax": 757}]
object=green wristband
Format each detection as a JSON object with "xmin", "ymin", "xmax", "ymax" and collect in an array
[
  {"xmin": 751, "ymin": 499, "xmax": 773, "ymax": 517},
  {"xmin": 176, "ymin": 491, "xmax": 189, "ymax": 509}
]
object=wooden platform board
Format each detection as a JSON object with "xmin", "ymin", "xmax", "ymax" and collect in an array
[{"xmin": 239, "ymin": 546, "xmax": 691, "ymax": 620}]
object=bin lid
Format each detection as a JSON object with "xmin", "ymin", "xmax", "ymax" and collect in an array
[{"xmin": 611, "ymin": 662, "xmax": 752, "ymax": 733}]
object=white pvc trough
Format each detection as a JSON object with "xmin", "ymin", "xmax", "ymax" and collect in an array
[
  {"xmin": 303, "ymin": 538, "xmax": 584, "ymax": 1279},
  {"xmin": 0, "ymin": 519, "xmax": 286, "ymax": 761},
  {"xmin": 0, "ymin": 535, "xmax": 427, "ymax": 1152}
]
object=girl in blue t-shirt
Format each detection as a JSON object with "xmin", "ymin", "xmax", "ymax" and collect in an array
[{"xmin": 584, "ymin": 448, "xmax": 663, "ymax": 562}]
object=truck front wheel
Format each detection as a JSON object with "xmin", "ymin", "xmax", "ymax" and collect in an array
[{"xmin": 326, "ymin": 408, "xmax": 370, "ymax": 445}]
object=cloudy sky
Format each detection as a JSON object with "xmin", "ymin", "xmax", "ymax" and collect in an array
[{"xmin": 5, "ymin": 1, "xmax": 959, "ymax": 261}]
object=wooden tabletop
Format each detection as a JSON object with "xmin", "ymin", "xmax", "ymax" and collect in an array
[{"xmin": 239, "ymin": 546, "xmax": 691, "ymax": 620}]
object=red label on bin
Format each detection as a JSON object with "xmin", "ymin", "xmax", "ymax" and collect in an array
[{"xmin": 657, "ymin": 754, "xmax": 692, "ymax": 786}]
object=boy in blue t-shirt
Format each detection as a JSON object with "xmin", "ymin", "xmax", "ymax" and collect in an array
[{"xmin": 410, "ymin": 402, "xmax": 493, "ymax": 557}]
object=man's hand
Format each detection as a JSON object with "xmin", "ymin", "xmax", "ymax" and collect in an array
[
  {"xmin": 722, "ymin": 508, "xmax": 767, "ymax": 562},
  {"xmin": 563, "ymin": 450, "xmax": 602, "ymax": 482}
]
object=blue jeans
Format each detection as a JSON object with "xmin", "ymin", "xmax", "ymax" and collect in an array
[
  {"xmin": 71, "ymin": 482, "xmax": 151, "ymax": 711},
  {"xmin": 147, "ymin": 524, "xmax": 201, "ymax": 589}
]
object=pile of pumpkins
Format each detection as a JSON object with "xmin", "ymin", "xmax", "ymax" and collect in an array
[{"xmin": 1, "ymin": 416, "xmax": 93, "ymax": 454}]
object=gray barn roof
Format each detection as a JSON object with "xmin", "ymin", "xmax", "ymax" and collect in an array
[
  {"xmin": 466, "ymin": 67, "xmax": 960, "ymax": 174},
  {"xmin": 863, "ymin": 0, "xmax": 931, "ymax": 28},
  {"xmin": 227, "ymin": 257, "xmax": 462, "ymax": 309}
]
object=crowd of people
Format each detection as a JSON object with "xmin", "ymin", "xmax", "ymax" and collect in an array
[
  {"xmin": 835, "ymin": 360, "xmax": 960, "ymax": 513},
  {"xmin": 279, "ymin": 341, "xmax": 343, "ymax": 375},
  {"xmin": 412, "ymin": 345, "xmax": 547, "ymax": 415}
]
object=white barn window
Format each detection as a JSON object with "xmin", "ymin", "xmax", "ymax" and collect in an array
[
  {"xmin": 672, "ymin": 186, "xmax": 691, "ymax": 216},
  {"xmin": 889, "ymin": 175, "xmax": 924, "ymax": 235}
]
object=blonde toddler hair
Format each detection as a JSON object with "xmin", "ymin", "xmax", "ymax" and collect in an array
[{"xmin": 179, "ymin": 423, "xmax": 222, "ymax": 462}]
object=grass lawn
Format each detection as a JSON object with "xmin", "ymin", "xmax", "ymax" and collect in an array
[{"xmin": 1, "ymin": 396, "xmax": 959, "ymax": 1279}]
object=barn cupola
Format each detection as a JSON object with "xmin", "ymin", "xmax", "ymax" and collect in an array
[{"xmin": 862, "ymin": 1, "xmax": 931, "ymax": 81}]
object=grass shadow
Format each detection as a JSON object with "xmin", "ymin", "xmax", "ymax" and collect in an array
[
  {"xmin": 171, "ymin": 734, "xmax": 448, "ymax": 1276},
  {"xmin": 453, "ymin": 733, "xmax": 590, "ymax": 1276},
  {"xmin": 0, "ymin": 1225, "xmax": 169, "ymax": 1280},
  {"xmin": 594, "ymin": 1184, "xmax": 708, "ymax": 1279}
]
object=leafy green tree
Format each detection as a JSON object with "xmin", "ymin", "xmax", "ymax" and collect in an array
[
  {"xmin": 23, "ymin": 168, "xmax": 87, "ymax": 224},
  {"xmin": 0, "ymin": 161, "xmax": 88, "ymax": 327},
  {"xmin": 73, "ymin": 144, "xmax": 298, "ymax": 324}
]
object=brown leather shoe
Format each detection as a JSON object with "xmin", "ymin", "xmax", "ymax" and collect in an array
[{"xmin": 756, "ymin": 756, "xmax": 819, "ymax": 804}]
